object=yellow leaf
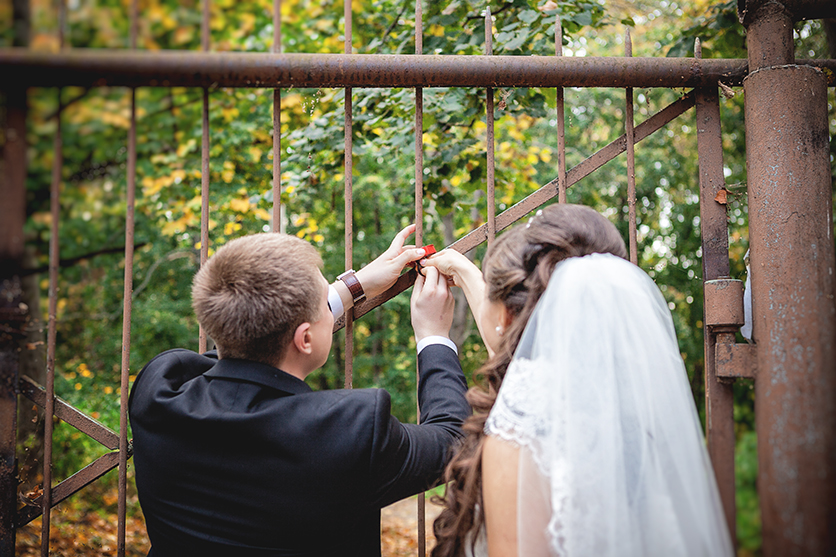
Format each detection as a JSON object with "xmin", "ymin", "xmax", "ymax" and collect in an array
[
  {"xmin": 508, "ymin": 127, "xmax": 525, "ymax": 141},
  {"xmin": 249, "ymin": 146, "xmax": 263, "ymax": 162},
  {"xmin": 162, "ymin": 14, "xmax": 177, "ymax": 31},
  {"xmin": 253, "ymin": 208, "xmax": 272, "ymax": 221},
  {"xmin": 177, "ymin": 139, "xmax": 196, "ymax": 157},
  {"xmin": 313, "ymin": 234, "xmax": 324, "ymax": 243},
  {"xmin": 429, "ymin": 24, "xmax": 445, "ymax": 37},
  {"xmin": 222, "ymin": 107, "xmax": 240, "ymax": 122},
  {"xmin": 229, "ymin": 198, "xmax": 250, "ymax": 213},
  {"xmin": 224, "ymin": 221, "xmax": 242, "ymax": 235},
  {"xmin": 239, "ymin": 13, "xmax": 257, "ymax": 34},
  {"xmin": 283, "ymin": 93, "xmax": 302, "ymax": 108},
  {"xmin": 173, "ymin": 26, "xmax": 193, "ymax": 45},
  {"xmin": 32, "ymin": 212, "xmax": 52, "ymax": 226},
  {"xmin": 161, "ymin": 220, "xmax": 181, "ymax": 236}
]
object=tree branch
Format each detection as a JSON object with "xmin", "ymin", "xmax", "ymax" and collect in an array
[{"xmin": 21, "ymin": 243, "xmax": 147, "ymax": 277}]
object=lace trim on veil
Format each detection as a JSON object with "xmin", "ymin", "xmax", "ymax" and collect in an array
[{"xmin": 485, "ymin": 357, "xmax": 570, "ymax": 556}]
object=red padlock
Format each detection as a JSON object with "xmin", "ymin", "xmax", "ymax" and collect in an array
[{"xmin": 412, "ymin": 244, "xmax": 436, "ymax": 276}]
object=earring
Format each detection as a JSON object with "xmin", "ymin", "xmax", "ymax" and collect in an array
[{"xmin": 495, "ymin": 325, "xmax": 504, "ymax": 337}]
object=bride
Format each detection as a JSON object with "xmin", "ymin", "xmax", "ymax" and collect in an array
[{"xmin": 423, "ymin": 204, "xmax": 733, "ymax": 557}]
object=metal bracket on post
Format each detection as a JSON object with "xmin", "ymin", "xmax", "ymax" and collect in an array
[
  {"xmin": 716, "ymin": 342, "xmax": 757, "ymax": 379},
  {"xmin": 704, "ymin": 278, "xmax": 757, "ymax": 381}
]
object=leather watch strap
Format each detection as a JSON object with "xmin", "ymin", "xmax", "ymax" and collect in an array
[{"xmin": 337, "ymin": 270, "xmax": 366, "ymax": 304}]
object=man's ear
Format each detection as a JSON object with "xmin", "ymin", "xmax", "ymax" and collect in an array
[{"xmin": 292, "ymin": 322, "xmax": 313, "ymax": 355}]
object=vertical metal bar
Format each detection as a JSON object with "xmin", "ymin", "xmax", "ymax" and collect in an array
[
  {"xmin": 624, "ymin": 28, "xmax": 637, "ymax": 266},
  {"xmin": 555, "ymin": 14, "xmax": 566, "ymax": 204},
  {"xmin": 0, "ymin": 85, "xmax": 27, "ymax": 557},
  {"xmin": 201, "ymin": 0, "xmax": 210, "ymax": 56},
  {"xmin": 41, "ymin": 90, "xmax": 62, "ymax": 557},
  {"xmin": 743, "ymin": 11, "xmax": 836, "ymax": 553},
  {"xmin": 485, "ymin": 8, "xmax": 495, "ymax": 246},
  {"xmin": 198, "ymin": 0, "xmax": 211, "ymax": 353},
  {"xmin": 272, "ymin": 0, "xmax": 282, "ymax": 233},
  {"xmin": 343, "ymin": 0, "xmax": 353, "ymax": 390},
  {"xmin": 414, "ymin": 2, "xmax": 426, "ymax": 552},
  {"xmin": 57, "ymin": 0, "xmax": 66, "ymax": 51},
  {"xmin": 117, "ymin": 1, "xmax": 139, "ymax": 554},
  {"xmin": 694, "ymin": 38, "xmax": 736, "ymax": 547},
  {"xmin": 39, "ymin": 10, "xmax": 67, "ymax": 549}
]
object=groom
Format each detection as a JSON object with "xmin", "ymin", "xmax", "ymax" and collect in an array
[{"xmin": 128, "ymin": 225, "xmax": 470, "ymax": 557}]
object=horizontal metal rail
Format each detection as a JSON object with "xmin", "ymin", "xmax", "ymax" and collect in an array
[
  {"xmin": 7, "ymin": 49, "xmax": 836, "ymax": 89},
  {"xmin": 19, "ymin": 376, "xmax": 120, "ymax": 450},
  {"xmin": 15, "ymin": 450, "xmax": 124, "ymax": 527}
]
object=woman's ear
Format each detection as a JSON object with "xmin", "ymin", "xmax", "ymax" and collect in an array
[
  {"xmin": 499, "ymin": 304, "xmax": 514, "ymax": 328},
  {"xmin": 292, "ymin": 322, "xmax": 313, "ymax": 355}
]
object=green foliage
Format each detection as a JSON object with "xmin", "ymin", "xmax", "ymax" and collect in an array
[
  {"xmin": 735, "ymin": 428, "xmax": 761, "ymax": 555},
  {"xmin": 665, "ymin": 1, "xmax": 745, "ymax": 59},
  {"xmin": 5, "ymin": 2, "xmax": 835, "ymax": 553}
]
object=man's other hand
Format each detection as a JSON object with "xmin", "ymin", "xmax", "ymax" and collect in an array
[
  {"xmin": 355, "ymin": 224, "xmax": 427, "ymax": 300},
  {"xmin": 411, "ymin": 266, "xmax": 455, "ymax": 342}
]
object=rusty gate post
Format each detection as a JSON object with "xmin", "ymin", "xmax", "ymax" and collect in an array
[
  {"xmin": 0, "ymin": 86, "xmax": 27, "ymax": 556},
  {"xmin": 695, "ymin": 46, "xmax": 737, "ymax": 544},
  {"xmin": 739, "ymin": 1, "xmax": 836, "ymax": 555}
]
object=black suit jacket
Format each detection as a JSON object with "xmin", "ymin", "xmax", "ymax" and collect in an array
[{"xmin": 129, "ymin": 345, "xmax": 469, "ymax": 557}]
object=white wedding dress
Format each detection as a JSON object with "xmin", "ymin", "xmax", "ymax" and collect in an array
[{"xmin": 468, "ymin": 253, "xmax": 733, "ymax": 557}]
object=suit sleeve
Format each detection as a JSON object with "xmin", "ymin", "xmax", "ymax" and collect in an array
[{"xmin": 367, "ymin": 344, "xmax": 470, "ymax": 508}]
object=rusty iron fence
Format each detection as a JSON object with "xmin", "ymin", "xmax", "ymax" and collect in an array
[{"xmin": 1, "ymin": 0, "xmax": 836, "ymax": 556}]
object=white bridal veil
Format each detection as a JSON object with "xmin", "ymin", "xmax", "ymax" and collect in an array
[{"xmin": 485, "ymin": 253, "xmax": 733, "ymax": 557}]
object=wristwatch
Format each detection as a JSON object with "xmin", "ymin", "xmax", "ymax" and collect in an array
[{"xmin": 337, "ymin": 269, "xmax": 366, "ymax": 305}]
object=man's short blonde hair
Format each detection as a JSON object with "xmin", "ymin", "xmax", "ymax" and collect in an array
[{"xmin": 192, "ymin": 233, "xmax": 324, "ymax": 364}]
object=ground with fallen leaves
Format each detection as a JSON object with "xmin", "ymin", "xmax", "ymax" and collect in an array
[{"xmin": 16, "ymin": 485, "xmax": 443, "ymax": 556}]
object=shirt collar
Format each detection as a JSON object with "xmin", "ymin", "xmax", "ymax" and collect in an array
[{"xmin": 203, "ymin": 358, "xmax": 313, "ymax": 395}]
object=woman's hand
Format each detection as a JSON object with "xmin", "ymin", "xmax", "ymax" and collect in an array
[
  {"xmin": 423, "ymin": 249, "xmax": 500, "ymax": 356},
  {"xmin": 420, "ymin": 248, "xmax": 480, "ymax": 288},
  {"xmin": 355, "ymin": 224, "xmax": 427, "ymax": 299}
]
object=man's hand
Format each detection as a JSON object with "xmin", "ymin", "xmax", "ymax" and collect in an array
[
  {"xmin": 411, "ymin": 266, "xmax": 455, "ymax": 342},
  {"xmin": 355, "ymin": 224, "xmax": 427, "ymax": 299}
]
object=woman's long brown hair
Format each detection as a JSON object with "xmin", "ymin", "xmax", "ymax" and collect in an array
[{"xmin": 431, "ymin": 204, "xmax": 627, "ymax": 557}]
